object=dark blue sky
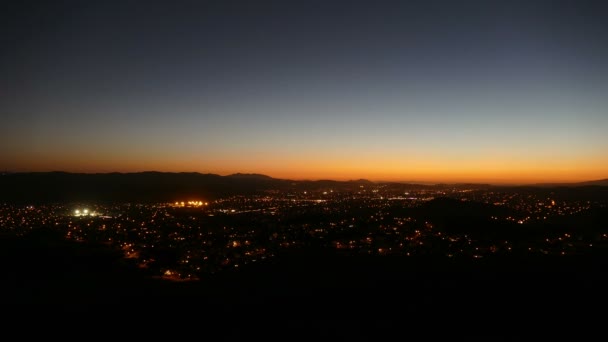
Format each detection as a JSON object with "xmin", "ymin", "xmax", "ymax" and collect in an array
[{"xmin": 2, "ymin": 0, "xmax": 607, "ymax": 182}]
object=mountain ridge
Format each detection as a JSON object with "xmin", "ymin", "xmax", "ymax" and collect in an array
[
  {"xmin": 532, "ymin": 179, "xmax": 608, "ymax": 187},
  {"xmin": 0, "ymin": 171, "xmax": 606, "ymax": 203},
  {"xmin": 2, "ymin": 171, "xmax": 606, "ymax": 186}
]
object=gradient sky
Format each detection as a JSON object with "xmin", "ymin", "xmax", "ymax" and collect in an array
[{"xmin": 2, "ymin": 0, "xmax": 607, "ymax": 183}]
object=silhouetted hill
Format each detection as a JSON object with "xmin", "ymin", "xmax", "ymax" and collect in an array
[
  {"xmin": 500, "ymin": 184, "xmax": 608, "ymax": 202},
  {"xmin": 0, "ymin": 172, "xmax": 290, "ymax": 203},
  {"xmin": 0, "ymin": 172, "xmax": 218, "ymax": 203},
  {"xmin": 533, "ymin": 179, "xmax": 608, "ymax": 187},
  {"xmin": 349, "ymin": 178, "xmax": 374, "ymax": 184},
  {"xmin": 419, "ymin": 197, "xmax": 503, "ymax": 214},
  {"xmin": 414, "ymin": 197, "xmax": 529, "ymax": 240},
  {"xmin": 3, "ymin": 226, "xmax": 608, "ymax": 335},
  {"xmin": 0, "ymin": 172, "xmax": 379, "ymax": 203},
  {"xmin": 2, "ymin": 171, "xmax": 607, "ymax": 204},
  {"xmin": 576, "ymin": 179, "xmax": 608, "ymax": 186},
  {"xmin": 226, "ymin": 173, "xmax": 275, "ymax": 180},
  {"xmin": 0, "ymin": 228, "xmax": 163, "ymax": 307},
  {"xmin": 4, "ymin": 235, "xmax": 605, "ymax": 334}
]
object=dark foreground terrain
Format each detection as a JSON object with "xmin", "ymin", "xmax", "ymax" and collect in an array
[{"xmin": 2, "ymin": 230, "xmax": 606, "ymax": 338}]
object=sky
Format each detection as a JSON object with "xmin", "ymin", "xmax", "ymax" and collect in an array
[{"xmin": 1, "ymin": 0, "xmax": 607, "ymax": 184}]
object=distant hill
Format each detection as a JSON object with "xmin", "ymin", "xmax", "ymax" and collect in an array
[
  {"xmin": 576, "ymin": 179, "xmax": 608, "ymax": 186},
  {"xmin": 0, "ymin": 172, "xmax": 377, "ymax": 203},
  {"xmin": 532, "ymin": 179, "xmax": 608, "ymax": 187},
  {"xmin": 414, "ymin": 197, "xmax": 527, "ymax": 240},
  {"xmin": 0, "ymin": 172, "xmax": 269, "ymax": 203},
  {"xmin": 226, "ymin": 173, "xmax": 275, "ymax": 180},
  {"xmin": 1, "ymin": 171, "xmax": 606, "ymax": 203}
]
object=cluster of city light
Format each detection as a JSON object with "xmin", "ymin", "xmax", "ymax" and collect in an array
[
  {"xmin": 172, "ymin": 201, "xmax": 208, "ymax": 207},
  {"xmin": 74, "ymin": 208, "xmax": 95, "ymax": 217}
]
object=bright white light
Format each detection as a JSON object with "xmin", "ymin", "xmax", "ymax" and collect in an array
[
  {"xmin": 83, "ymin": 209, "xmax": 89, "ymax": 214},
  {"xmin": 75, "ymin": 210, "xmax": 80, "ymax": 215}
]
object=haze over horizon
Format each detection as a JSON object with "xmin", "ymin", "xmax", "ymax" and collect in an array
[
  {"xmin": 2, "ymin": 169, "xmax": 607, "ymax": 186},
  {"xmin": 2, "ymin": 0, "xmax": 607, "ymax": 184}
]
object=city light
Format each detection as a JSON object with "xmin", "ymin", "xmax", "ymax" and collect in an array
[
  {"xmin": 3, "ymin": 184, "xmax": 605, "ymax": 284},
  {"xmin": 74, "ymin": 208, "xmax": 95, "ymax": 217},
  {"xmin": 171, "ymin": 200, "xmax": 208, "ymax": 207}
]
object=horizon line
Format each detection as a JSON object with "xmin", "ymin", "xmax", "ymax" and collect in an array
[{"xmin": 2, "ymin": 170, "xmax": 605, "ymax": 186}]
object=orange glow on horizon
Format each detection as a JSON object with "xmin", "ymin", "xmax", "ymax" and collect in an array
[{"xmin": 5, "ymin": 152, "xmax": 607, "ymax": 185}]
